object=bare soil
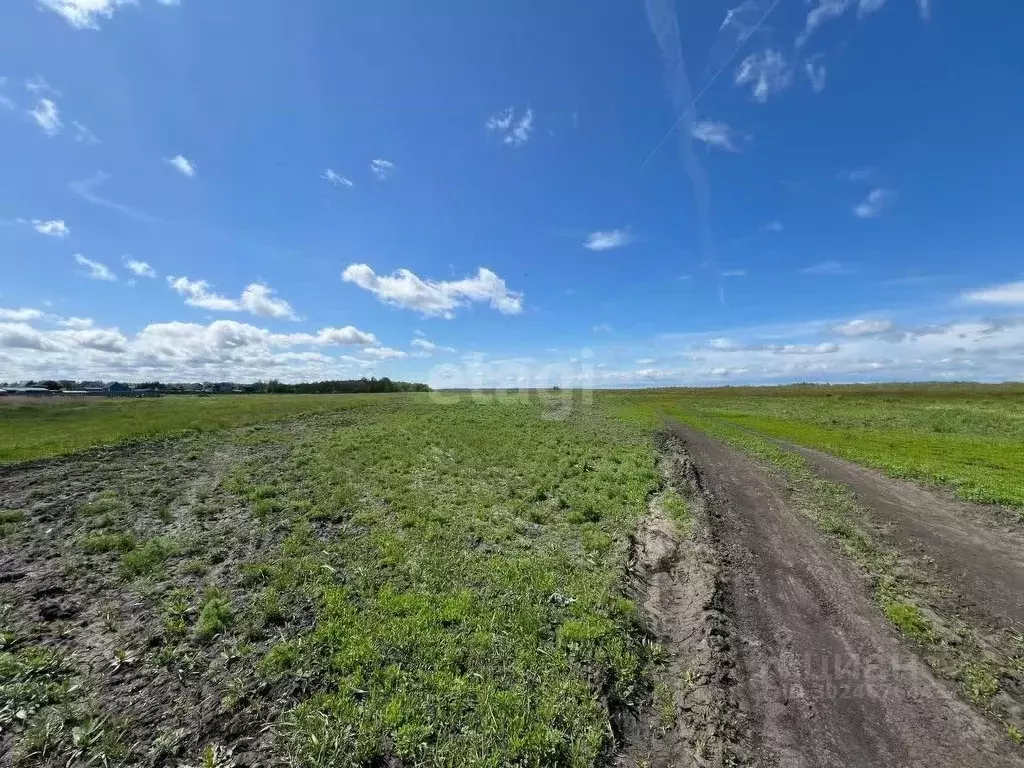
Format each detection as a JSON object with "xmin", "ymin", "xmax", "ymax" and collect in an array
[
  {"xmin": 0, "ymin": 434, "xmax": 297, "ymax": 767},
  {"xmin": 620, "ymin": 433, "xmax": 745, "ymax": 767},
  {"xmin": 666, "ymin": 422, "xmax": 1019, "ymax": 768}
]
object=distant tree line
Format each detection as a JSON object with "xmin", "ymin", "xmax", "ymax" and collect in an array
[
  {"xmin": 262, "ymin": 378, "xmax": 430, "ymax": 394},
  {"xmin": 3, "ymin": 377, "xmax": 430, "ymax": 394}
]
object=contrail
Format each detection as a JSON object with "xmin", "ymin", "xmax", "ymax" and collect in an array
[{"xmin": 641, "ymin": 0, "xmax": 783, "ymax": 169}]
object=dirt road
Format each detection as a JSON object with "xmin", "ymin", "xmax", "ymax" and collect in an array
[
  {"xmin": 785, "ymin": 442, "xmax": 1024, "ymax": 634},
  {"xmin": 668, "ymin": 422, "xmax": 1018, "ymax": 768}
]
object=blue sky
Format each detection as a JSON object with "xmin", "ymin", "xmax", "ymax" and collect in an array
[{"xmin": 2, "ymin": 0, "xmax": 1023, "ymax": 386}]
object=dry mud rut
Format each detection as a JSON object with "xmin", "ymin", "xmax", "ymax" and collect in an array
[{"xmin": 623, "ymin": 423, "xmax": 1024, "ymax": 768}]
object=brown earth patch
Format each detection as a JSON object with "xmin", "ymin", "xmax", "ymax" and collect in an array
[
  {"xmin": 668, "ymin": 422, "xmax": 1018, "ymax": 767},
  {"xmin": 0, "ymin": 431, "xmax": 301, "ymax": 767}
]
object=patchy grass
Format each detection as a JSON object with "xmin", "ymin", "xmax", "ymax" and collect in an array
[
  {"xmin": 2, "ymin": 392, "xmax": 663, "ymax": 766},
  {"xmin": 195, "ymin": 589, "xmax": 234, "ymax": 641},
  {"xmin": 0, "ymin": 393, "xmax": 402, "ymax": 464}
]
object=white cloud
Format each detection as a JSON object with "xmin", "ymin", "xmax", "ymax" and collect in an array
[
  {"xmin": 411, "ymin": 338, "xmax": 456, "ymax": 354},
  {"xmin": 168, "ymin": 277, "xmax": 299, "ymax": 320},
  {"xmin": 58, "ymin": 317, "xmax": 94, "ymax": 329},
  {"xmin": 857, "ymin": 0, "xmax": 887, "ymax": 16},
  {"xmin": 123, "ymin": 258, "xmax": 156, "ymax": 278},
  {"xmin": 33, "ymin": 219, "xmax": 70, "ymax": 237},
  {"xmin": 918, "ymin": 0, "xmax": 931, "ymax": 21},
  {"xmin": 166, "ymin": 154, "xmax": 196, "ymax": 177},
  {"xmin": 734, "ymin": 49, "xmax": 791, "ymax": 103},
  {"xmin": 691, "ymin": 119, "xmax": 742, "ymax": 152},
  {"xmin": 854, "ymin": 188, "xmax": 895, "ymax": 218},
  {"xmin": 486, "ymin": 107, "xmax": 534, "ymax": 147},
  {"xmin": 962, "ymin": 281, "xmax": 1024, "ymax": 306},
  {"xmin": 797, "ymin": 0, "xmax": 850, "ymax": 47},
  {"xmin": 593, "ymin": 323, "xmax": 613, "ymax": 334},
  {"xmin": 239, "ymin": 283, "xmax": 299, "ymax": 320},
  {"xmin": 720, "ymin": 1, "xmax": 762, "ymax": 39},
  {"xmin": 342, "ymin": 264, "xmax": 523, "ymax": 318},
  {"xmin": 361, "ymin": 346, "xmax": 407, "ymax": 360},
  {"xmin": 636, "ymin": 358, "xmax": 657, "ymax": 365},
  {"xmin": 799, "ymin": 261, "xmax": 853, "ymax": 275},
  {"xmin": 39, "ymin": 0, "xmax": 175, "ymax": 29},
  {"xmin": 834, "ymin": 318, "xmax": 893, "ymax": 336},
  {"xmin": 721, "ymin": 269, "xmax": 747, "ymax": 277},
  {"xmin": 0, "ymin": 308, "xmax": 44, "ymax": 322},
  {"xmin": 805, "ymin": 55, "xmax": 827, "ymax": 93},
  {"xmin": 583, "ymin": 229, "xmax": 633, "ymax": 251},
  {"xmin": 369, "ymin": 159, "xmax": 395, "ymax": 180},
  {"xmin": 25, "ymin": 75, "xmax": 58, "ymax": 96},
  {"xmin": 74, "ymin": 254, "xmax": 116, "ymax": 281},
  {"xmin": 168, "ymin": 277, "xmax": 239, "ymax": 312},
  {"xmin": 72, "ymin": 120, "xmax": 100, "ymax": 144},
  {"xmin": 29, "ymin": 99, "xmax": 62, "ymax": 135},
  {"xmin": 322, "ymin": 169, "xmax": 353, "ymax": 187},
  {"xmin": 762, "ymin": 220, "xmax": 783, "ymax": 232}
]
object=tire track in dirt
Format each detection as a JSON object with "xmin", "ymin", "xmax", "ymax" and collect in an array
[
  {"xmin": 669, "ymin": 422, "xmax": 1019, "ymax": 768},
  {"xmin": 783, "ymin": 442, "xmax": 1024, "ymax": 634},
  {"xmin": 621, "ymin": 432, "xmax": 744, "ymax": 767}
]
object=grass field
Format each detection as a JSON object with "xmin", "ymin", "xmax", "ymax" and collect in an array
[
  {"xmin": 0, "ymin": 395, "xmax": 386, "ymax": 463},
  {"xmin": 603, "ymin": 384, "xmax": 1024, "ymax": 507},
  {"xmin": 1, "ymin": 393, "xmax": 660, "ymax": 767},
  {"xmin": 2, "ymin": 385, "xmax": 1022, "ymax": 766}
]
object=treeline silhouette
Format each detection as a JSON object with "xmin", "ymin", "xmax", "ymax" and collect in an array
[{"xmin": 263, "ymin": 378, "xmax": 429, "ymax": 394}]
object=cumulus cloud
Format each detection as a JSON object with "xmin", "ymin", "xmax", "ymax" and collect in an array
[
  {"xmin": 75, "ymin": 254, "xmax": 116, "ymax": 281},
  {"xmin": 690, "ymin": 120, "xmax": 742, "ymax": 152},
  {"xmin": 735, "ymin": 49, "xmax": 791, "ymax": 103},
  {"xmin": 322, "ymin": 169, "xmax": 353, "ymax": 187},
  {"xmin": 29, "ymin": 99, "xmax": 61, "ymax": 135},
  {"xmin": 962, "ymin": 281, "xmax": 1024, "ymax": 306},
  {"xmin": 166, "ymin": 154, "xmax": 196, "ymax": 177},
  {"xmin": 0, "ymin": 308, "xmax": 44, "ymax": 322},
  {"xmin": 369, "ymin": 159, "xmax": 395, "ymax": 180},
  {"xmin": 33, "ymin": 219, "xmax": 69, "ymax": 237},
  {"xmin": 486, "ymin": 107, "xmax": 534, "ymax": 147},
  {"xmin": 168, "ymin": 277, "xmax": 300, "ymax": 320},
  {"xmin": 342, "ymin": 264, "xmax": 523, "ymax": 318},
  {"xmin": 834, "ymin": 318, "xmax": 893, "ymax": 336},
  {"xmin": 583, "ymin": 229, "xmax": 633, "ymax": 251},
  {"xmin": 854, "ymin": 188, "xmax": 895, "ymax": 218}
]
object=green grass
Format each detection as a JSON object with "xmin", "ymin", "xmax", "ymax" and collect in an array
[
  {"xmin": 602, "ymin": 384, "xmax": 1024, "ymax": 507},
  {"xmin": 0, "ymin": 394, "xmax": 402, "ymax": 463},
  {"xmin": 229, "ymin": 397, "xmax": 659, "ymax": 766}
]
